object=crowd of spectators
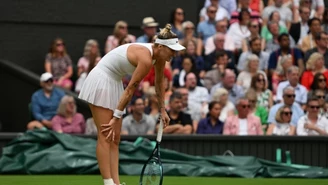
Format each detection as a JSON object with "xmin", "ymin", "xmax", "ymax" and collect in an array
[{"xmin": 28, "ymin": 0, "xmax": 328, "ymax": 136}]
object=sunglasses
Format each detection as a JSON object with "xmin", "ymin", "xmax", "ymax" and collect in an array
[
  {"xmin": 56, "ymin": 43, "xmax": 64, "ymax": 47},
  {"xmin": 185, "ymin": 27, "xmax": 194, "ymax": 30},
  {"xmin": 208, "ymin": 10, "xmax": 217, "ymax": 13},
  {"xmin": 241, "ymin": 105, "xmax": 251, "ymax": 109},
  {"xmin": 257, "ymin": 79, "xmax": 265, "ymax": 82},
  {"xmin": 176, "ymin": 12, "xmax": 184, "ymax": 15},
  {"xmin": 285, "ymin": 94, "xmax": 296, "ymax": 98},
  {"xmin": 310, "ymin": 106, "xmax": 320, "ymax": 109},
  {"xmin": 45, "ymin": 79, "xmax": 53, "ymax": 83},
  {"xmin": 282, "ymin": 111, "xmax": 293, "ymax": 116},
  {"xmin": 249, "ymin": 100, "xmax": 257, "ymax": 103},
  {"xmin": 251, "ymin": 25, "xmax": 258, "ymax": 28},
  {"xmin": 318, "ymin": 78, "xmax": 326, "ymax": 82},
  {"xmin": 119, "ymin": 26, "xmax": 127, "ymax": 29},
  {"xmin": 317, "ymin": 95, "xmax": 325, "ymax": 99}
]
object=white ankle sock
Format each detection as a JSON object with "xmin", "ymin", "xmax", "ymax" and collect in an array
[{"xmin": 104, "ymin": 178, "xmax": 114, "ymax": 185}]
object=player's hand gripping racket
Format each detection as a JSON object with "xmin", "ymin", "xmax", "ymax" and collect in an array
[{"xmin": 139, "ymin": 119, "xmax": 164, "ymax": 185}]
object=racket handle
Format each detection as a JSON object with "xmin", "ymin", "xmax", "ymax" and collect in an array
[{"xmin": 157, "ymin": 119, "xmax": 164, "ymax": 142}]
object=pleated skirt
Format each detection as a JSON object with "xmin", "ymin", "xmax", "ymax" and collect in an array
[{"xmin": 78, "ymin": 66, "xmax": 124, "ymax": 112}]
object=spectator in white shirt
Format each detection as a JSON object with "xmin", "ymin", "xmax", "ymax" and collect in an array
[
  {"xmin": 276, "ymin": 66, "xmax": 308, "ymax": 108},
  {"xmin": 297, "ymin": 97, "xmax": 328, "ymax": 135}
]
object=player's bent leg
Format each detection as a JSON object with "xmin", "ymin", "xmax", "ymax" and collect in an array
[
  {"xmin": 110, "ymin": 118, "xmax": 123, "ymax": 185},
  {"xmin": 89, "ymin": 104, "xmax": 114, "ymax": 185}
]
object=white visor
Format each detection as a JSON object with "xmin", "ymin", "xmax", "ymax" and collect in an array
[{"xmin": 154, "ymin": 38, "xmax": 186, "ymax": 51}]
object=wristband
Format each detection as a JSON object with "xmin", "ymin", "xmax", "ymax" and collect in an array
[{"xmin": 113, "ymin": 109, "xmax": 124, "ymax": 119}]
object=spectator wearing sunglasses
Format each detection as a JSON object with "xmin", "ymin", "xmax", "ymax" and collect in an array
[
  {"xmin": 268, "ymin": 86, "xmax": 305, "ymax": 126},
  {"xmin": 297, "ymin": 97, "xmax": 328, "ymax": 135},
  {"xmin": 266, "ymin": 105, "xmax": 296, "ymax": 135},
  {"xmin": 223, "ymin": 97, "xmax": 263, "ymax": 135},
  {"xmin": 45, "ymin": 38, "xmax": 73, "ymax": 90},
  {"xmin": 308, "ymin": 73, "xmax": 328, "ymax": 98},
  {"xmin": 27, "ymin": 72, "xmax": 65, "ymax": 130},
  {"xmin": 276, "ymin": 66, "xmax": 308, "ymax": 108},
  {"xmin": 313, "ymin": 89, "xmax": 326, "ymax": 115}
]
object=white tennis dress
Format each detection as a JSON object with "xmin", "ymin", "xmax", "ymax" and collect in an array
[{"xmin": 78, "ymin": 43, "xmax": 154, "ymax": 111}]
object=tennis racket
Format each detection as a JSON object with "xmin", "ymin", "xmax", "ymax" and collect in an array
[{"xmin": 139, "ymin": 119, "xmax": 164, "ymax": 185}]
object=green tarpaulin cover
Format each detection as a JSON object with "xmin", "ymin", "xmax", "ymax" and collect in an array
[{"xmin": 1, "ymin": 130, "xmax": 328, "ymax": 178}]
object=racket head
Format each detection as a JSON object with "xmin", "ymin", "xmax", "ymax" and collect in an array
[{"xmin": 139, "ymin": 146, "xmax": 163, "ymax": 185}]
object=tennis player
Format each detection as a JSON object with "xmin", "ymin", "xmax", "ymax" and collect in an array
[{"xmin": 78, "ymin": 24, "xmax": 185, "ymax": 185}]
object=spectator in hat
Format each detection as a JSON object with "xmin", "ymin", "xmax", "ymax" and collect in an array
[
  {"xmin": 136, "ymin": 17, "xmax": 159, "ymax": 43},
  {"xmin": 27, "ymin": 72, "xmax": 65, "ymax": 130}
]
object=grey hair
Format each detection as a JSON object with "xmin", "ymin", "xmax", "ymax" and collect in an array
[
  {"xmin": 283, "ymin": 86, "xmax": 295, "ymax": 95},
  {"xmin": 235, "ymin": 96, "xmax": 249, "ymax": 105},
  {"xmin": 244, "ymin": 54, "xmax": 259, "ymax": 72},
  {"xmin": 287, "ymin": 66, "xmax": 299, "ymax": 74},
  {"xmin": 57, "ymin": 95, "xmax": 76, "ymax": 117},
  {"xmin": 212, "ymin": 88, "xmax": 228, "ymax": 101},
  {"xmin": 213, "ymin": 32, "xmax": 225, "ymax": 42},
  {"xmin": 83, "ymin": 39, "xmax": 101, "ymax": 58},
  {"xmin": 182, "ymin": 21, "xmax": 195, "ymax": 30}
]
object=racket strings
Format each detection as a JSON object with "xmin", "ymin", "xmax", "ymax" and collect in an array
[{"xmin": 143, "ymin": 161, "xmax": 161, "ymax": 185}]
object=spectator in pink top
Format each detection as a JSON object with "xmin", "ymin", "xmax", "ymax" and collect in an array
[
  {"xmin": 52, "ymin": 95, "xmax": 85, "ymax": 134},
  {"xmin": 104, "ymin": 21, "xmax": 136, "ymax": 53}
]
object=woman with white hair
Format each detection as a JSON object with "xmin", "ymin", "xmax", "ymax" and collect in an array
[
  {"xmin": 271, "ymin": 54, "xmax": 293, "ymax": 96},
  {"xmin": 237, "ymin": 54, "xmax": 265, "ymax": 92},
  {"xmin": 301, "ymin": 52, "xmax": 328, "ymax": 90},
  {"xmin": 211, "ymin": 87, "xmax": 235, "ymax": 122},
  {"xmin": 179, "ymin": 21, "xmax": 203, "ymax": 56},
  {"xmin": 52, "ymin": 95, "xmax": 85, "ymax": 134}
]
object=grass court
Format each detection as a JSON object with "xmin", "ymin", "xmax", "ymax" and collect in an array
[{"xmin": 1, "ymin": 175, "xmax": 327, "ymax": 185}]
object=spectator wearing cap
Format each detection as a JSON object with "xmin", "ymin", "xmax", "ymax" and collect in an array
[
  {"xmin": 267, "ymin": 86, "xmax": 304, "ymax": 126},
  {"xmin": 27, "ymin": 72, "xmax": 65, "ymax": 130},
  {"xmin": 169, "ymin": 8, "xmax": 185, "ymax": 39},
  {"xmin": 136, "ymin": 17, "xmax": 159, "ymax": 43},
  {"xmin": 105, "ymin": 20, "xmax": 136, "ymax": 53}
]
